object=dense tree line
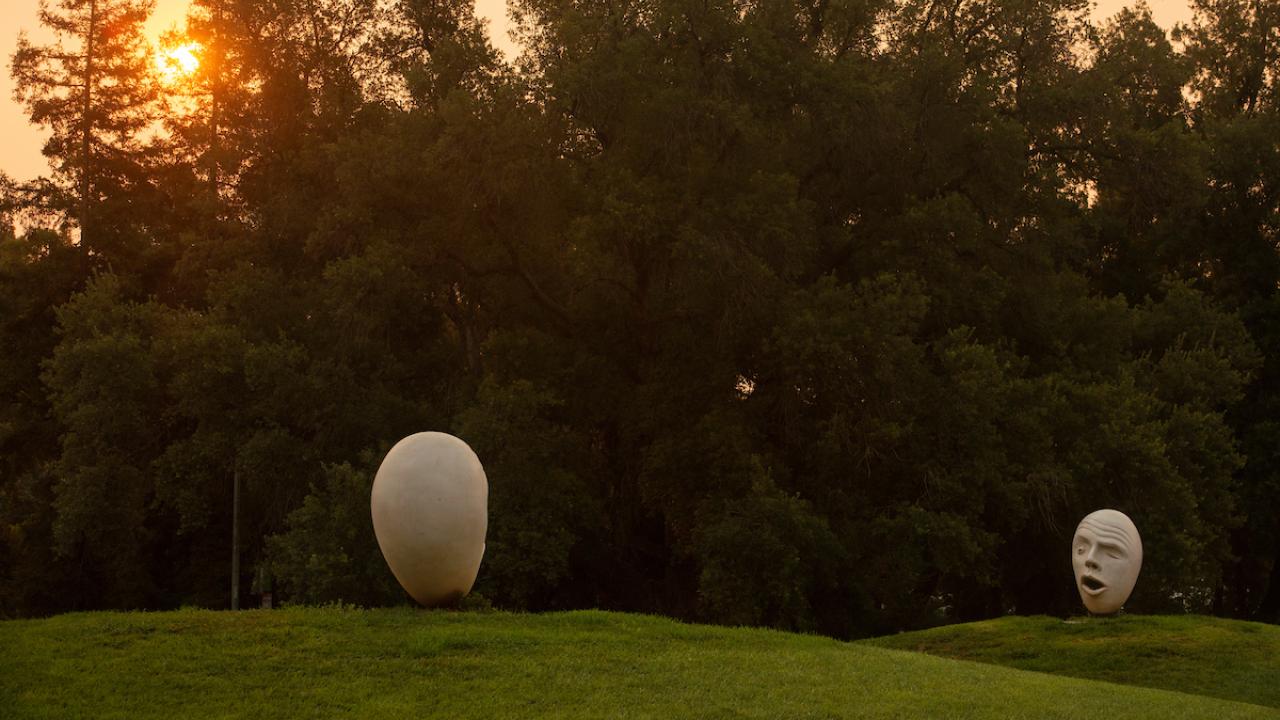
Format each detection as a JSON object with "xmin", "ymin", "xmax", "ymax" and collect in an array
[{"xmin": 2, "ymin": 0, "xmax": 1279, "ymax": 635}]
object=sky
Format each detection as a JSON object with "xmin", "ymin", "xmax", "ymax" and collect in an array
[{"xmin": 1, "ymin": 1, "xmax": 1192, "ymax": 184}]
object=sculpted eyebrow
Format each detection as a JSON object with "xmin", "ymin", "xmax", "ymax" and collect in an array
[{"xmin": 1077, "ymin": 521, "xmax": 1135, "ymax": 552}]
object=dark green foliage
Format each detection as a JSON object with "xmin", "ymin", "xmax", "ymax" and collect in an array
[
  {"xmin": 457, "ymin": 377, "xmax": 595, "ymax": 610},
  {"xmin": 265, "ymin": 463, "xmax": 405, "ymax": 607},
  {"xmin": 694, "ymin": 477, "xmax": 840, "ymax": 630},
  {"xmin": 0, "ymin": 227, "xmax": 87, "ymax": 616},
  {"xmin": 3, "ymin": 0, "xmax": 1280, "ymax": 634},
  {"xmin": 40, "ymin": 275, "xmax": 170, "ymax": 608}
]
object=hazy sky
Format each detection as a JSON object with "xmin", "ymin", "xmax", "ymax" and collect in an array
[{"xmin": 1, "ymin": 1, "xmax": 1191, "ymax": 183}]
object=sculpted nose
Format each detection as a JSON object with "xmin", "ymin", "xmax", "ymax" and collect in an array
[{"xmin": 1084, "ymin": 554, "xmax": 1100, "ymax": 571}]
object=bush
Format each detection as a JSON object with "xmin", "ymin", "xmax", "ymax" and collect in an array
[
  {"xmin": 266, "ymin": 463, "xmax": 405, "ymax": 607},
  {"xmin": 695, "ymin": 477, "xmax": 840, "ymax": 631}
]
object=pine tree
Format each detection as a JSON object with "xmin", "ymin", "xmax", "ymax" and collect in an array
[{"xmin": 11, "ymin": 0, "xmax": 160, "ymax": 263}]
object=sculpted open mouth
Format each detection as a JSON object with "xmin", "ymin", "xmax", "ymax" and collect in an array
[{"xmin": 1080, "ymin": 575, "xmax": 1106, "ymax": 595}]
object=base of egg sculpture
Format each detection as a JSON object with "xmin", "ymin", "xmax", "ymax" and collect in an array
[{"xmin": 371, "ymin": 432, "xmax": 488, "ymax": 607}]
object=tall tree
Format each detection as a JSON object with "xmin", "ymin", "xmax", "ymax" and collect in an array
[
  {"xmin": 1178, "ymin": 0, "xmax": 1280, "ymax": 116},
  {"xmin": 1080, "ymin": 4, "xmax": 1206, "ymax": 302},
  {"xmin": 1176, "ymin": 0, "xmax": 1280, "ymax": 620},
  {"xmin": 10, "ymin": 0, "xmax": 162, "ymax": 267},
  {"xmin": 160, "ymin": 0, "xmax": 388, "ymax": 275}
]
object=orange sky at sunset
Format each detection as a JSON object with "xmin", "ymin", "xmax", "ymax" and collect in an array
[{"xmin": 1, "ymin": 1, "xmax": 1191, "ymax": 184}]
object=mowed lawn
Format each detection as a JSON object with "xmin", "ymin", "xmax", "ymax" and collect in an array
[
  {"xmin": 2, "ymin": 608, "xmax": 1278, "ymax": 719},
  {"xmin": 864, "ymin": 614, "xmax": 1280, "ymax": 710}
]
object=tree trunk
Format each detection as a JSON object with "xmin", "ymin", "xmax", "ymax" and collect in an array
[
  {"xmin": 79, "ymin": 0, "xmax": 97, "ymax": 244},
  {"xmin": 231, "ymin": 465, "xmax": 240, "ymax": 610},
  {"xmin": 209, "ymin": 0, "xmax": 222, "ymax": 203}
]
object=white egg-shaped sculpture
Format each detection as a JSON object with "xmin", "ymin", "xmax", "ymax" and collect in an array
[{"xmin": 371, "ymin": 432, "xmax": 488, "ymax": 607}]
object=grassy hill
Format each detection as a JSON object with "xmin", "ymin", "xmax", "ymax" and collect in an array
[
  {"xmin": 2, "ymin": 608, "xmax": 1277, "ymax": 719},
  {"xmin": 863, "ymin": 614, "xmax": 1280, "ymax": 710}
]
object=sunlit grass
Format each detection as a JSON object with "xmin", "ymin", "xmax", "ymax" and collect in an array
[
  {"xmin": 863, "ymin": 614, "xmax": 1280, "ymax": 709},
  {"xmin": 2, "ymin": 608, "xmax": 1278, "ymax": 718}
]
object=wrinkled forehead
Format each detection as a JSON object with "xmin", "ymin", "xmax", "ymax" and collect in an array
[{"xmin": 1074, "ymin": 517, "xmax": 1137, "ymax": 552}]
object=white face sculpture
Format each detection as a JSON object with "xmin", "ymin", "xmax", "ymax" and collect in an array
[{"xmin": 1072, "ymin": 509, "xmax": 1142, "ymax": 615}]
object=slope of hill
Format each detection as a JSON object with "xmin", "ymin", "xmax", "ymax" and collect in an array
[
  {"xmin": 863, "ymin": 614, "xmax": 1280, "ymax": 709},
  {"xmin": 2, "ymin": 608, "xmax": 1277, "ymax": 719}
]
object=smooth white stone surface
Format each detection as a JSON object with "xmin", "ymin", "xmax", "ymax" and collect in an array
[
  {"xmin": 371, "ymin": 432, "xmax": 488, "ymax": 607},
  {"xmin": 1071, "ymin": 509, "xmax": 1142, "ymax": 615}
]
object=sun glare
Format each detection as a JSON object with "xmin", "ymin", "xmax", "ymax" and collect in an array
[{"xmin": 155, "ymin": 42, "xmax": 202, "ymax": 84}]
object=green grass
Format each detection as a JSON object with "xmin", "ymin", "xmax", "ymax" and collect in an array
[
  {"xmin": 863, "ymin": 614, "xmax": 1280, "ymax": 710},
  {"xmin": 2, "ymin": 608, "xmax": 1277, "ymax": 719}
]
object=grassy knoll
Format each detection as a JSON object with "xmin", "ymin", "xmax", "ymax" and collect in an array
[
  {"xmin": 864, "ymin": 614, "xmax": 1280, "ymax": 710},
  {"xmin": 2, "ymin": 608, "xmax": 1277, "ymax": 719}
]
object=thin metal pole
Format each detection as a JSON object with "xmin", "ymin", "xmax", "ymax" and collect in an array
[{"xmin": 231, "ymin": 465, "xmax": 240, "ymax": 610}]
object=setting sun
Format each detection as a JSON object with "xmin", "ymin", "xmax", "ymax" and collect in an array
[{"xmin": 155, "ymin": 41, "xmax": 202, "ymax": 84}]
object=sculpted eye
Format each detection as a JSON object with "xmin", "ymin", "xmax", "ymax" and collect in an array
[{"xmin": 1076, "ymin": 547, "xmax": 1085, "ymax": 555}]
